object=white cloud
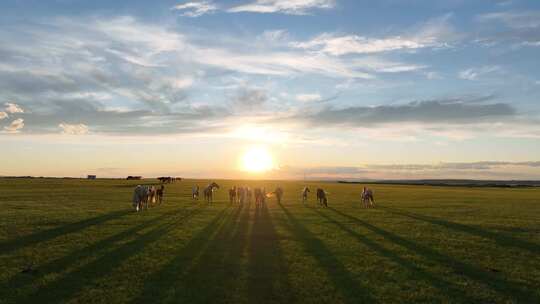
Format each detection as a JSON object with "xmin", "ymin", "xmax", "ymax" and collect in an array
[
  {"xmin": 193, "ymin": 48, "xmax": 374, "ymax": 78},
  {"xmin": 259, "ymin": 29, "xmax": 289, "ymax": 42},
  {"xmin": 522, "ymin": 41, "xmax": 540, "ymax": 47},
  {"xmin": 458, "ymin": 66, "xmax": 501, "ymax": 81},
  {"xmin": 351, "ymin": 57, "xmax": 426, "ymax": 73},
  {"xmin": 59, "ymin": 123, "xmax": 90, "ymax": 135},
  {"xmin": 0, "ymin": 15, "xmax": 451, "ymax": 136},
  {"xmin": 425, "ymin": 71, "xmax": 442, "ymax": 79},
  {"xmin": 0, "ymin": 112, "xmax": 7, "ymax": 120},
  {"xmin": 172, "ymin": 1, "xmax": 218, "ymax": 17},
  {"xmin": 291, "ymin": 14, "xmax": 458, "ymax": 55},
  {"xmin": 228, "ymin": 0, "xmax": 335, "ymax": 15},
  {"xmin": 171, "ymin": 77, "xmax": 195, "ymax": 89},
  {"xmin": 5, "ymin": 102, "xmax": 24, "ymax": 113},
  {"xmin": 296, "ymin": 93, "xmax": 321, "ymax": 102},
  {"xmin": 4, "ymin": 118, "xmax": 24, "ymax": 133},
  {"xmin": 292, "ymin": 34, "xmax": 425, "ymax": 55}
]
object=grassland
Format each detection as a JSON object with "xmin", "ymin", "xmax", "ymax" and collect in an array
[{"xmin": 1, "ymin": 178, "xmax": 539, "ymax": 303}]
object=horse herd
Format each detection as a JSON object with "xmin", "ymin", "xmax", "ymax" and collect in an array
[{"xmin": 133, "ymin": 182, "xmax": 375, "ymax": 212}]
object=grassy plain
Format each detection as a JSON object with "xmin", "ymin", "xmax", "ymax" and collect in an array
[{"xmin": 1, "ymin": 178, "xmax": 539, "ymax": 303}]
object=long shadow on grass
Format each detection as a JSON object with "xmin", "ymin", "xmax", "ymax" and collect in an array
[
  {"xmin": 310, "ymin": 207, "xmax": 481, "ymax": 302},
  {"xmin": 277, "ymin": 203, "xmax": 377, "ymax": 304},
  {"xmin": 247, "ymin": 202, "xmax": 293, "ymax": 303},
  {"xmin": 130, "ymin": 203, "xmax": 248, "ymax": 303},
  {"xmin": 17, "ymin": 206, "xmax": 217, "ymax": 304},
  {"xmin": 0, "ymin": 210, "xmax": 131, "ymax": 254},
  {"xmin": 3, "ymin": 205, "xmax": 207, "ymax": 294},
  {"xmin": 380, "ymin": 206, "xmax": 540, "ymax": 255},
  {"xmin": 329, "ymin": 207, "xmax": 540, "ymax": 303}
]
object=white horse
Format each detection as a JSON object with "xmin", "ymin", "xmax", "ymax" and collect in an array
[
  {"xmin": 203, "ymin": 182, "xmax": 220, "ymax": 203},
  {"xmin": 132, "ymin": 185, "xmax": 156, "ymax": 211},
  {"xmin": 361, "ymin": 187, "xmax": 375, "ymax": 208},
  {"xmin": 192, "ymin": 185, "xmax": 200, "ymax": 200}
]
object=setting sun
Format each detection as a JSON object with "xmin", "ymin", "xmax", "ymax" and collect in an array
[{"xmin": 241, "ymin": 147, "xmax": 274, "ymax": 173}]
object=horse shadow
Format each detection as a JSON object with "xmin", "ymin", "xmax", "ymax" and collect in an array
[
  {"xmin": 277, "ymin": 202, "xmax": 377, "ymax": 304},
  {"xmin": 0, "ymin": 209, "xmax": 131, "ymax": 254},
  {"xmin": 247, "ymin": 202, "xmax": 293, "ymax": 303},
  {"xmin": 328, "ymin": 207, "xmax": 540, "ymax": 303},
  {"xmin": 380, "ymin": 206, "xmax": 540, "ymax": 255},
  {"xmin": 129, "ymin": 204, "xmax": 245, "ymax": 303},
  {"xmin": 4, "ymin": 206, "xmax": 206, "ymax": 295},
  {"xmin": 310, "ymin": 207, "xmax": 482, "ymax": 302},
  {"xmin": 16, "ymin": 206, "xmax": 209, "ymax": 303}
]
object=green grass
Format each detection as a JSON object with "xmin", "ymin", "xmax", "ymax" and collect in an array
[{"xmin": 1, "ymin": 178, "xmax": 539, "ymax": 303}]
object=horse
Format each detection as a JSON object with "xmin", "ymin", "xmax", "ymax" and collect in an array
[
  {"xmin": 157, "ymin": 176, "xmax": 172, "ymax": 183},
  {"xmin": 254, "ymin": 188, "xmax": 265, "ymax": 206},
  {"xmin": 316, "ymin": 188, "xmax": 328, "ymax": 207},
  {"xmin": 246, "ymin": 187, "xmax": 252, "ymax": 203},
  {"xmin": 192, "ymin": 185, "xmax": 199, "ymax": 200},
  {"xmin": 204, "ymin": 182, "xmax": 220, "ymax": 203},
  {"xmin": 361, "ymin": 187, "xmax": 375, "ymax": 208},
  {"xmin": 274, "ymin": 187, "xmax": 284, "ymax": 204},
  {"xmin": 132, "ymin": 185, "xmax": 156, "ymax": 211},
  {"xmin": 238, "ymin": 187, "xmax": 246, "ymax": 204},
  {"xmin": 229, "ymin": 186, "xmax": 237, "ymax": 204},
  {"xmin": 156, "ymin": 185, "xmax": 165, "ymax": 205},
  {"xmin": 302, "ymin": 186, "xmax": 310, "ymax": 203}
]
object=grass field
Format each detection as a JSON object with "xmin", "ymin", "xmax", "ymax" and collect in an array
[{"xmin": 1, "ymin": 178, "xmax": 539, "ymax": 303}]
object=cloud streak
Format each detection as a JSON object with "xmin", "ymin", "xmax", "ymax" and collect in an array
[
  {"xmin": 291, "ymin": 14, "xmax": 458, "ymax": 55},
  {"xmin": 228, "ymin": 0, "xmax": 335, "ymax": 15},
  {"xmin": 172, "ymin": 1, "xmax": 218, "ymax": 17},
  {"xmin": 296, "ymin": 98, "xmax": 516, "ymax": 127},
  {"xmin": 458, "ymin": 66, "xmax": 501, "ymax": 81}
]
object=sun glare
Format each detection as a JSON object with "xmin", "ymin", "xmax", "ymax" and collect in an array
[{"xmin": 242, "ymin": 147, "xmax": 274, "ymax": 173}]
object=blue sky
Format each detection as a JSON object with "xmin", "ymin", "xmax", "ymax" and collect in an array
[{"xmin": 0, "ymin": 0, "xmax": 540, "ymax": 179}]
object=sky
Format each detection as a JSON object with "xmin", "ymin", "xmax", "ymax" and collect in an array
[{"xmin": 1, "ymin": 0, "xmax": 540, "ymax": 180}]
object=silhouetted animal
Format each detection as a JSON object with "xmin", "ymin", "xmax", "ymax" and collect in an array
[
  {"xmin": 192, "ymin": 185, "xmax": 199, "ymax": 200},
  {"xmin": 229, "ymin": 186, "xmax": 237, "ymax": 204},
  {"xmin": 302, "ymin": 187, "xmax": 310, "ymax": 203},
  {"xmin": 156, "ymin": 185, "xmax": 164, "ymax": 205},
  {"xmin": 361, "ymin": 187, "xmax": 375, "ymax": 208},
  {"xmin": 274, "ymin": 187, "xmax": 284, "ymax": 204},
  {"xmin": 204, "ymin": 182, "xmax": 220, "ymax": 203},
  {"xmin": 316, "ymin": 188, "xmax": 328, "ymax": 207}
]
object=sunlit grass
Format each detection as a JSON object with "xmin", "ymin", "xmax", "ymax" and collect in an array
[{"xmin": 0, "ymin": 178, "xmax": 539, "ymax": 303}]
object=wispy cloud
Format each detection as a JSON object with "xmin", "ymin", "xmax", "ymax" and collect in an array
[
  {"xmin": 351, "ymin": 57, "xmax": 426, "ymax": 73},
  {"xmin": 291, "ymin": 34, "xmax": 426, "ymax": 55},
  {"xmin": 478, "ymin": 11, "xmax": 540, "ymax": 29},
  {"xmin": 0, "ymin": 112, "xmax": 7, "ymax": 120},
  {"xmin": 172, "ymin": 1, "xmax": 218, "ymax": 17},
  {"xmin": 234, "ymin": 87, "xmax": 268, "ymax": 110},
  {"xmin": 59, "ymin": 123, "xmax": 89, "ymax": 135},
  {"xmin": 458, "ymin": 66, "xmax": 501, "ymax": 81},
  {"xmin": 291, "ymin": 14, "xmax": 458, "ymax": 55},
  {"xmin": 296, "ymin": 93, "xmax": 321, "ymax": 102},
  {"xmin": 4, "ymin": 118, "xmax": 24, "ymax": 133},
  {"xmin": 475, "ymin": 11, "xmax": 540, "ymax": 47},
  {"xmin": 228, "ymin": 0, "xmax": 335, "ymax": 15}
]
